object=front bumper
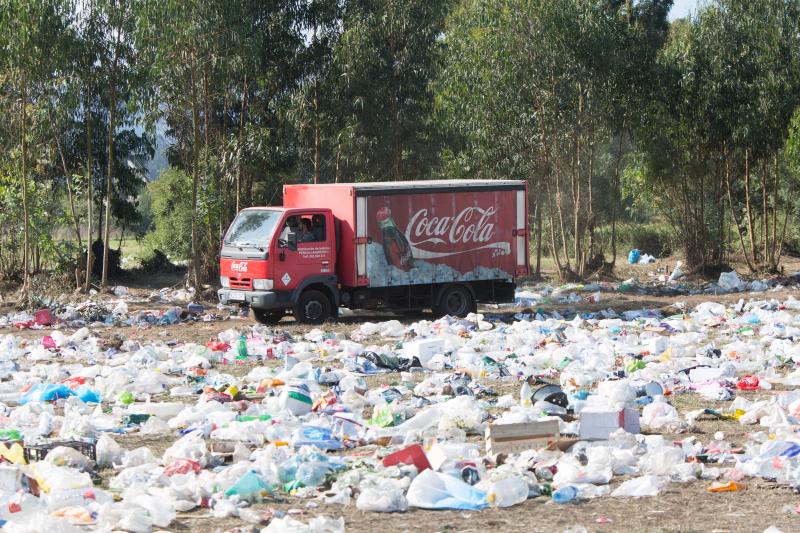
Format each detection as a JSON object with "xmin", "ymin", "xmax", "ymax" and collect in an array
[{"xmin": 218, "ymin": 288, "xmax": 281, "ymax": 309}]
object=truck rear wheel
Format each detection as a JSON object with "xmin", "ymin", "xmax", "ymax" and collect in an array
[
  {"xmin": 434, "ymin": 285, "xmax": 476, "ymax": 318},
  {"xmin": 252, "ymin": 308, "xmax": 285, "ymax": 325},
  {"xmin": 293, "ymin": 290, "xmax": 332, "ymax": 324}
]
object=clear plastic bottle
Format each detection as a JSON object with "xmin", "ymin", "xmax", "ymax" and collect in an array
[
  {"xmin": 520, "ymin": 380, "xmax": 532, "ymax": 408},
  {"xmin": 479, "ymin": 476, "xmax": 529, "ymax": 507}
]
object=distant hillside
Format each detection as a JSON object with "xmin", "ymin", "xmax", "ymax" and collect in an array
[{"xmin": 146, "ymin": 132, "xmax": 170, "ymax": 181}]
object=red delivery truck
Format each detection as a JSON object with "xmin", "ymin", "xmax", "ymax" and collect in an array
[{"xmin": 218, "ymin": 180, "xmax": 529, "ymax": 324}]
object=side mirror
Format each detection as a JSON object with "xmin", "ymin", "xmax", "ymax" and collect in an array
[{"xmin": 287, "ymin": 230, "xmax": 298, "ymax": 251}]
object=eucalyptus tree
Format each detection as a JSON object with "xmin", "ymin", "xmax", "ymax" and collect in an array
[
  {"xmin": 0, "ymin": 0, "xmax": 73, "ymax": 293},
  {"xmin": 330, "ymin": 0, "xmax": 451, "ymax": 182},
  {"xmin": 438, "ymin": 0, "xmax": 670, "ymax": 277}
]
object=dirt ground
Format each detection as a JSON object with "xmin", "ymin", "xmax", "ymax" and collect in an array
[{"xmin": 3, "ymin": 259, "xmax": 800, "ymax": 532}]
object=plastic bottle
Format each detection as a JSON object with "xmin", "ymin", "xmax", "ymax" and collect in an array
[
  {"xmin": 552, "ymin": 485, "xmax": 579, "ymax": 503},
  {"xmin": 520, "ymin": 380, "xmax": 532, "ymax": 408},
  {"xmin": 237, "ymin": 334, "xmax": 248, "ymax": 359},
  {"xmin": 481, "ymin": 476, "xmax": 529, "ymax": 507}
]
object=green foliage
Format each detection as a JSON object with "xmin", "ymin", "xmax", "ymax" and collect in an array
[
  {"xmin": 4, "ymin": 0, "xmax": 800, "ymax": 285},
  {"xmin": 595, "ymin": 223, "xmax": 676, "ymax": 259},
  {"xmin": 146, "ymin": 167, "xmax": 193, "ymax": 259}
]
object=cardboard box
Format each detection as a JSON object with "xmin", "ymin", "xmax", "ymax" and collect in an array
[
  {"xmin": 403, "ymin": 338, "xmax": 444, "ymax": 366},
  {"xmin": 579, "ymin": 408, "xmax": 640, "ymax": 440},
  {"xmin": 485, "ymin": 419, "xmax": 560, "ymax": 455}
]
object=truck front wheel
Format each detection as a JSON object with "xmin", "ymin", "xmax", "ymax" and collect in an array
[
  {"xmin": 293, "ymin": 290, "xmax": 332, "ymax": 324},
  {"xmin": 252, "ymin": 308, "xmax": 285, "ymax": 325},
  {"xmin": 434, "ymin": 285, "xmax": 476, "ymax": 318}
]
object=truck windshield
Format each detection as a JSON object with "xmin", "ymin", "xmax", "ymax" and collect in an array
[{"xmin": 224, "ymin": 210, "xmax": 281, "ymax": 248}]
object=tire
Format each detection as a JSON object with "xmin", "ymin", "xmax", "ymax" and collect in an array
[
  {"xmin": 293, "ymin": 289, "xmax": 332, "ymax": 324},
  {"xmin": 434, "ymin": 285, "xmax": 476, "ymax": 318},
  {"xmin": 252, "ymin": 308, "xmax": 285, "ymax": 325}
]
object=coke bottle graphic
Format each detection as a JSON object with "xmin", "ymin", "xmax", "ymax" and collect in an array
[{"xmin": 376, "ymin": 206, "xmax": 414, "ymax": 271}]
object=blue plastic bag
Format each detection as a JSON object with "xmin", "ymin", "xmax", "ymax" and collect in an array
[
  {"xmin": 627, "ymin": 249, "xmax": 641, "ymax": 264},
  {"xmin": 20, "ymin": 383, "xmax": 75, "ymax": 404},
  {"xmin": 292, "ymin": 426, "xmax": 343, "ymax": 450},
  {"xmin": 75, "ymin": 386, "xmax": 102, "ymax": 404}
]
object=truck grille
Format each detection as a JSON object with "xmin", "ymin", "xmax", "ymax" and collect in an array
[{"xmin": 229, "ymin": 276, "xmax": 252, "ymax": 290}]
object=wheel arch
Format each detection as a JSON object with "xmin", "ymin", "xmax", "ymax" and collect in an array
[
  {"xmin": 433, "ymin": 282, "xmax": 476, "ymax": 308},
  {"xmin": 291, "ymin": 275, "xmax": 339, "ymax": 307}
]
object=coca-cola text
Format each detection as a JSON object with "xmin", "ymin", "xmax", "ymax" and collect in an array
[{"xmin": 406, "ymin": 206, "xmax": 496, "ymax": 245}]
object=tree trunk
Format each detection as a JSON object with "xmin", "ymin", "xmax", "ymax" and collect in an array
[
  {"xmin": 554, "ymin": 157, "xmax": 571, "ymax": 273},
  {"xmin": 716, "ymin": 155, "xmax": 724, "ymax": 265},
  {"xmin": 724, "ymin": 145, "xmax": 754, "ymax": 271},
  {"xmin": 771, "ymin": 152, "xmax": 780, "ymax": 267},
  {"xmin": 313, "ymin": 82, "xmax": 320, "ymax": 184},
  {"xmin": 761, "ymin": 158, "xmax": 768, "ymax": 263},
  {"xmin": 190, "ymin": 64, "xmax": 201, "ymax": 288},
  {"xmin": 20, "ymin": 75, "xmax": 30, "ymax": 294},
  {"xmin": 743, "ymin": 148, "xmax": 757, "ymax": 266},
  {"xmin": 610, "ymin": 131, "xmax": 624, "ymax": 266},
  {"xmin": 586, "ymin": 141, "xmax": 594, "ymax": 266},
  {"xmin": 699, "ymin": 161, "xmax": 706, "ymax": 271},
  {"xmin": 236, "ymin": 75, "xmax": 248, "ymax": 214},
  {"xmin": 534, "ymin": 182, "xmax": 543, "ymax": 278},
  {"xmin": 335, "ymin": 141, "xmax": 342, "ymax": 183},
  {"xmin": 101, "ymin": 41, "xmax": 120, "ymax": 289},
  {"xmin": 56, "ymin": 135, "xmax": 83, "ymax": 252},
  {"xmin": 776, "ymin": 206, "xmax": 790, "ymax": 263},
  {"xmin": 85, "ymin": 96, "xmax": 93, "ymax": 293},
  {"xmin": 572, "ymin": 91, "xmax": 583, "ymax": 276}
]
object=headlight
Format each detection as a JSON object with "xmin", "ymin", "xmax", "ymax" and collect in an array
[
  {"xmin": 220, "ymin": 276, "xmax": 230, "ymax": 288},
  {"xmin": 253, "ymin": 278, "xmax": 273, "ymax": 290}
]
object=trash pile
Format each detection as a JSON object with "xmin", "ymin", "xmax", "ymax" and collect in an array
[
  {"xmin": 511, "ymin": 269, "xmax": 799, "ymax": 309},
  {"xmin": 0, "ymin": 287, "xmax": 238, "ymax": 330},
  {"xmin": 0, "ymin": 295, "xmax": 799, "ymax": 530}
]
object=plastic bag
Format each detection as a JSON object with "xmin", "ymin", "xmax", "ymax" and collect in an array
[
  {"xmin": 162, "ymin": 431, "xmax": 209, "ymax": 467},
  {"xmin": 224, "ymin": 470, "xmax": 272, "ymax": 503},
  {"xmin": 718, "ymin": 271, "xmax": 744, "ymax": 291},
  {"xmin": 406, "ymin": 469, "xmax": 489, "ymax": 510},
  {"xmin": 611, "ymin": 475, "xmax": 669, "ymax": 497},
  {"xmin": 44, "ymin": 446, "xmax": 91, "ymax": 469},
  {"xmin": 265, "ymin": 516, "xmax": 345, "ymax": 533},
  {"xmin": 356, "ymin": 479, "xmax": 408, "ymax": 512}
]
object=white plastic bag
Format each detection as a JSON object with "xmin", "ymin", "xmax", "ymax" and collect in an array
[
  {"xmin": 162, "ymin": 431, "xmax": 209, "ymax": 467},
  {"xmin": 406, "ymin": 469, "xmax": 488, "ymax": 510},
  {"xmin": 96, "ymin": 434, "xmax": 124, "ymax": 468},
  {"xmin": 356, "ymin": 479, "xmax": 408, "ymax": 512},
  {"xmin": 611, "ymin": 475, "xmax": 668, "ymax": 497}
]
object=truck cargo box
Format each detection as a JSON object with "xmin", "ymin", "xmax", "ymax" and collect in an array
[{"xmin": 283, "ymin": 180, "xmax": 529, "ymax": 289}]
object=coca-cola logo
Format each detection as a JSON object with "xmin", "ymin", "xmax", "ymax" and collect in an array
[
  {"xmin": 404, "ymin": 206, "xmax": 510, "ymax": 259},
  {"xmin": 407, "ymin": 206, "xmax": 497, "ymax": 245},
  {"xmin": 230, "ymin": 261, "xmax": 248, "ymax": 273}
]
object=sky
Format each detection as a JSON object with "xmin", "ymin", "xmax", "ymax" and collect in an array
[{"xmin": 669, "ymin": 0, "xmax": 700, "ymax": 21}]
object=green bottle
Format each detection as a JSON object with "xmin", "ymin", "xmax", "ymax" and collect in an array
[{"xmin": 236, "ymin": 334, "xmax": 248, "ymax": 359}]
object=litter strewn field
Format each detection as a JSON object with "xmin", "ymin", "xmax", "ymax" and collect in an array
[{"xmin": 1, "ymin": 278, "xmax": 800, "ymax": 532}]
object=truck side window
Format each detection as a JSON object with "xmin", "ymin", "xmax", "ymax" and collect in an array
[
  {"xmin": 311, "ymin": 214, "xmax": 325, "ymax": 242},
  {"xmin": 299, "ymin": 218, "xmax": 316, "ymax": 243}
]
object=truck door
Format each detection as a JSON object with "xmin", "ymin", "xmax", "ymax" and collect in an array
[
  {"xmin": 514, "ymin": 189, "xmax": 529, "ymax": 276},
  {"xmin": 275, "ymin": 212, "xmax": 334, "ymax": 291}
]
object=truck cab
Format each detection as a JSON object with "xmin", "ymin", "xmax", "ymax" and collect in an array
[{"xmin": 218, "ymin": 207, "xmax": 340, "ymax": 324}]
